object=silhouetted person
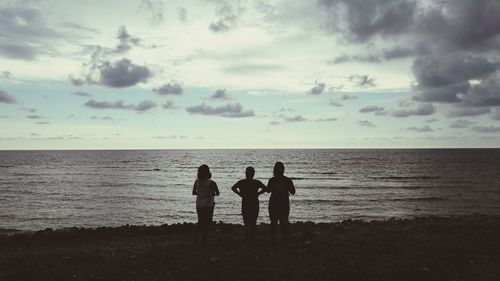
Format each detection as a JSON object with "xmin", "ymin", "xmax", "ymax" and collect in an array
[
  {"xmin": 231, "ymin": 166, "xmax": 267, "ymax": 243},
  {"xmin": 192, "ymin": 164, "xmax": 220, "ymax": 246},
  {"xmin": 267, "ymin": 161, "xmax": 295, "ymax": 245}
]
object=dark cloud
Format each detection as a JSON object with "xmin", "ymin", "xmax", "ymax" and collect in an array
[
  {"xmin": 315, "ymin": 117, "xmax": 338, "ymax": 122},
  {"xmin": 308, "ymin": 81, "xmax": 326, "ymax": 95},
  {"xmin": 491, "ymin": 109, "xmax": 500, "ymax": 120},
  {"xmin": 447, "ymin": 107, "xmax": 491, "ymax": 117},
  {"xmin": 450, "ymin": 119, "xmax": 475, "ymax": 129},
  {"xmin": 0, "ymin": 90, "xmax": 17, "ymax": 104},
  {"xmin": 209, "ymin": 20, "xmax": 231, "ymax": 32},
  {"xmin": 269, "ymin": 121, "xmax": 280, "ymax": 125},
  {"xmin": 85, "ymin": 99, "xmax": 157, "ymax": 112},
  {"xmin": 99, "ymin": 59, "xmax": 152, "ymax": 88},
  {"xmin": 68, "ymin": 75, "xmax": 87, "ymax": 86},
  {"xmin": 321, "ymin": 0, "xmax": 417, "ymax": 42},
  {"xmin": 406, "ymin": 125, "xmax": 433, "ymax": 132},
  {"xmin": 0, "ymin": 7, "xmax": 59, "ymax": 60},
  {"xmin": 391, "ymin": 103, "xmax": 435, "ymax": 117},
  {"xmin": 153, "ymin": 82, "xmax": 183, "ymax": 95},
  {"xmin": 357, "ymin": 120, "xmax": 376, "ymax": 127},
  {"xmin": 359, "ymin": 105, "xmax": 385, "ymax": 113},
  {"xmin": 349, "ymin": 74, "xmax": 376, "ymax": 87},
  {"xmin": 284, "ymin": 115, "xmax": 307, "ymax": 122},
  {"xmin": 210, "ymin": 89, "xmax": 231, "ymax": 100},
  {"xmin": 72, "ymin": 91, "xmax": 92, "ymax": 97},
  {"xmin": 115, "ymin": 26, "xmax": 140, "ymax": 53},
  {"xmin": 186, "ymin": 102, "xmax": 255, "ymax": 118},
  {"xmin": 382, "ymin": 46, "xmax": 416, "ymax": 60},
  {"xmin": 470, "ymin": 126, "xmax": 500, "ymax": 133},
  {"xmin": 26, "ymin": 115, "xmax": 41, "ymax": 119},
  {"xmin": 36, "ymin": 121, "xmax": 50, "ymax": 125}
]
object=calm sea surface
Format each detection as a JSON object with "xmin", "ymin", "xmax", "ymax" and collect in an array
[{"xmin": 1, "ymin": 149, "xmax": 499, "ymax": 231}]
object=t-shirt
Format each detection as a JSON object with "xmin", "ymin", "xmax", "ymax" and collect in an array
[
  {"xmin": 232, "ymin": 179, "xmax": 266, "ymax": 204},
  {"xmin": 194, "ymin": 179, "xmax": 218, "ymax": 208},
  {"xmin": 267, "ymin": 176, "xmax": 295, "ymax": 202}
]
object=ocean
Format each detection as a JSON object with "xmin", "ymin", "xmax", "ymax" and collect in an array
[{"xmin": 1, "ymin": 149, "xmax": 499, "ymax": 231}]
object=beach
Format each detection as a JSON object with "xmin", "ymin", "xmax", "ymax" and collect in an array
[{"xmin": 1, "ymin": 215, "xmax": 499, "ymax": 281}]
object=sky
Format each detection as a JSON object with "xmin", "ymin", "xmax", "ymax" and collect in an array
[{"xmin": 0, "ymin": 0, "xmax": 499, "ymax": 149}]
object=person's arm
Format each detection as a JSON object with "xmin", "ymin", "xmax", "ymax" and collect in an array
[
  {"xmin": 231, "ymin": 181, "xmax": 242, "ymax": 197},
  {"xmin": 211, "ymin": 181, "xmax": 220, "ymax": 196},
  {"xmin": 266, "ymin": 178, "xmax": 272, "ymax": 193},
  {"xmin": 192, "ymin": 180, "xmax": 197, "ymax": 195},
  {"xmin": 288, "ymin": 178, "xmax": 296, "ymax": 195},
  {"xmin": 257, "ymin": 180, "xmax": 267, "ymax": 195}
]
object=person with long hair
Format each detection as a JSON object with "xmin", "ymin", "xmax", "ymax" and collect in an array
[
  {"xmin": 192, "ymin": 164, "xmax": 219, "ymax": 246},
  {"xmin": 266, "ymin": 161, "xmax": 295, "ymax": 245},
  {"xmin": 231, "ymin": 166, "xmax": 267, "ymax": 243}
]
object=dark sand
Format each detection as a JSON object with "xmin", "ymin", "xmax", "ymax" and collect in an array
[{"xmin": 1, "ymin": 215, "xmax": 499, "ymax": 281}]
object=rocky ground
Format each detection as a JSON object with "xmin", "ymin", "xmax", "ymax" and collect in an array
[{"xmin": 1, "ymin": 215, "xmax": 499, "ymax": 281}]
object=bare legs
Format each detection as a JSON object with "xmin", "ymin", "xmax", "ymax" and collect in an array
[{"xmin": 195, "ymin": 206, "xmax": 214, "ymax": 246}]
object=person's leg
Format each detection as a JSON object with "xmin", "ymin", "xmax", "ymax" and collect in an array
[
  {"xmin": 201, "ymin": 206, "xmax": 214, "ymax": 245},
  {"xmin": 195, "ymin": 208, "xmax": 202, "ymax": 246},
  {"xmin": 279, "ymin": 203, "xmax": 290, "ymax": 245},
  {"xmin": 242, "ymin": 208, "xmax": 250, "ymax": 241},
  {"xmin": 269, "ymin": 203, "xmax": 277, "ymax": 243}
]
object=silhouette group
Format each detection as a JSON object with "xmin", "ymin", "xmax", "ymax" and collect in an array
[{"xmin": 192, "ymin": 162, "xmax": 295, "ymax": 246}]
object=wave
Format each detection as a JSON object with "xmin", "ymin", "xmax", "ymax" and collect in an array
[{"xmin": 369, "ymin": 176, "xmax": 440, "ymax": 180}]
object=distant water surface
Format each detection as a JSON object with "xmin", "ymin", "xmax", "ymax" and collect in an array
[{"xmin": 1, "ymin": 149, "xmax": 499, "ymax": 231}]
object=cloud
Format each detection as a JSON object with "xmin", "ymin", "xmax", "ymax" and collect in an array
[
  {"xmin": 72, "ymin": 91, "xmax": 92, "ymax": 97},
  {"xmin": 269, "ymin": 121, "xmax": 280, "ymax": 125},
  {"xmin": 424, "ymin": 118, "xmax": 438, "ymax": 123},
  {"xmin": 0, "ymin": 7, "xmax": 59, "ymax": 60},
  {"xmin": 321, "ymin": 0, "xmax": 417, "ymax": 42},
  {"xmin": 36, "ymin": 121, "xmax": 50, "ymax": 125},
  {"xmin": 186, "ymin": 102, "xmax": 255, "ymax": 118},
  {"xmin": 98, "ymin": 59, "xmax": 152, "ymax": 88},
  {"xmin": 114, "ymin": 26, "xmax": 140, "ymax": 53},
  {"xmin": 91, "ymin": 116, "xmax": 113, "ymax": 121},
  {"xmin": 178, "ymin": 7, "xmax": 188, "ymax": 22},
  {"xmin": 0, "ymin": 90, "xmax": 17, "ymax": 104},
  {"xmin": 153, "ymin": 82, "xmax": 183, "ymax": 95},
  {"xmin": 138, "ymin": 0, "xmax": 164, "ymax": 23},
  {"xmin": 391, "ymin": 103, "xmax": 435, "ymax": 117},
  {"xmin": 348, "ymin": 74, "xmax": 376, "ymax": 87},
  {"xmin": 357, "ymin": 120, "xmax": 376, "ymax": 127},
  {"xmin": 406, "ymin": 125, "xmax": 433, "ymax": 132},
  {"xmin": 491, "ymin": 109, "xmax": 500, "ymax": 120},
  {"xmin": 315, "ymin": 117, "xmax": 338, "ymax": 122},
  {"xmin": 223, "ymin": 63, "xmax": 284, "ymax": 74},
  {"xmin": 341, "ymin": 94, "xmax": 357, "ymax": 100},
  {"xmin": 447, "ymin": 107, "xmax": 491, "ymax": 117},
  {"xmin": 359, "ymin": 105, "xmax": 385, "ymax": 113},
  {"xmin": 84, "ymin": 99, "xmax": 157, "ymax": 112},
  {"xmin": 308, "ymin": 81, "xmax": 326, "ymax": 95},
  {"xmin": 208, "ymin": 0, "xmax": 244, "ymax": 33},
  {"xmin": 382, "ymin": 46, "xmax": 416, "ymax": 60},
  {"xmin": 284, "ymin": 115, "xmax": 307, "ymax": 122},
  {"xmin": 329, "ymin": 100, "xmax": 342, "ymax": 107},
  {"xmin": 450, "ymin": 119, "xmax": 476, "ymax": 129},
  {"xmin": 162, "ymin": 100, "xmax": 177, "ymax": 110},
  {"xmin": 26, "ymin": 115, "xmax": 42, "ymax": 119},
  {"xmin": 470, "ymin": 126, "xmax": 500, "ymax": 133},
  {"xmin": 329, "ymin": 54, "xmax": 381, "ymax": 64},
  {"xmin": 1, "ymin": 71, "xmax": 12, "ymax": 79},
  {"xmin": 210, "ymin": 89, "xmax": 231, "ymax": 100}
]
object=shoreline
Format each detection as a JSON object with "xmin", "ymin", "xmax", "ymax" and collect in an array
[{"xmin": 1, "ymin": 214, "xmax": 499, "ymax": 280}]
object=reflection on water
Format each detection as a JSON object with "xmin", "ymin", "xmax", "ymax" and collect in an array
[{"xmin": 1, "ymin": 149, "xmax": 499, "ymax": 230}]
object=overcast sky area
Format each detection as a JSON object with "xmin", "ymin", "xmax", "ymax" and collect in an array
[{"xmin": 0, "ymin": 0, "xmax": 499, "ymax": 149}]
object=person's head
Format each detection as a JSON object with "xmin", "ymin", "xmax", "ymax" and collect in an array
[
  {"xmin": 273, "ymin": 161, "xmax": 285, "ymax": 176},
  {"xmin": 245, "ymin": 166, "xmax": 255, "ymax": 180},
  {"xmin": 197, "ymin": 164, "xmax": 211, "ymax": 181}
]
